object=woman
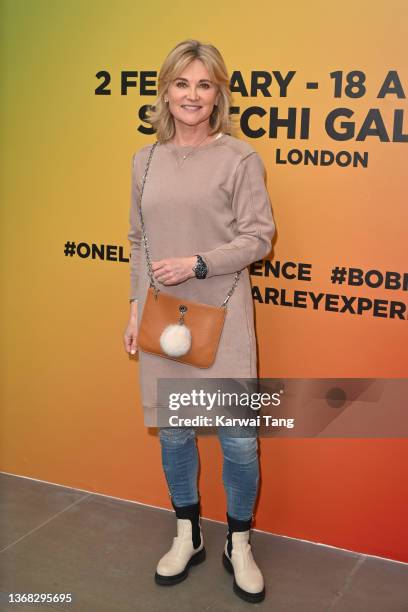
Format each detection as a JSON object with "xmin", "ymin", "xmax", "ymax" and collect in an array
[{"xmin": 123, "ymin": 39, "xmax": 275, "ymax": 604}]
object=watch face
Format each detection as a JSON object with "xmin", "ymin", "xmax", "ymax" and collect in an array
[{"xmin": 194, "ymin": 256, "xmax": 207, "ymax": 278}]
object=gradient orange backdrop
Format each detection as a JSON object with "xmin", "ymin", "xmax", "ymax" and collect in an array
[{"xmin": 1, "ymin": 0, "xmax": 407, "ymax": 562}]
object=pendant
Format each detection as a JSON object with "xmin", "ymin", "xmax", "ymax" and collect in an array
[{"xmin": 159, "ymin": 305, "xmax": 191, "ymax": 357}]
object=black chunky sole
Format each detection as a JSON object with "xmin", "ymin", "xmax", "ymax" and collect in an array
[
  {"xmin": 222, "ymin": 551, "xmax": 265, "ymax": 603},
  {"xmin": 154, "ymin": 546, "xmax": 206, "ymax": 586}
]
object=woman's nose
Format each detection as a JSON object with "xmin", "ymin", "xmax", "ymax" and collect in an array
[{"xmin": 186, "ymin": 88, "xmax": 200, "ymax": 101}]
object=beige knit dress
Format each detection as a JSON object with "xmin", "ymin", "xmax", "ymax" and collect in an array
[{"xmin": 127, "ymin": 133, "xmax": 276, "ymax": 425}]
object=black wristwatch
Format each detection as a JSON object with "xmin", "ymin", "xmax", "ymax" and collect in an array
[{"xmin": 192, "ymin": 254, "xmax": 208, "ymax": 279}]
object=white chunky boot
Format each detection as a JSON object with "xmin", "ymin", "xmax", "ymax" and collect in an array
[
  {"xmin": 155, "ymin": 501, "xmax": 205, "ymax": 586},
  {"xmin": 222, "ymin": 513, "xmax": 265, "ymax": 603}
]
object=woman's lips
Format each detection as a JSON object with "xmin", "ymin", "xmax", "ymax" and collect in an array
[{"xmin": 181, "ymin": 105, "xmax": 201, "ymax": 111}]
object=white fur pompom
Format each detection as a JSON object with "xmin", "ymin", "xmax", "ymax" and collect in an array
[{"xmin": 160, "ymin": 323, "xmax": 192, "ymax": 357}]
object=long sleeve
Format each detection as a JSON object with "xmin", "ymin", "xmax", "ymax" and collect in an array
[
  {"xmin": 127, "ymin": 152, "xmax": 143, "ymax": 300},
  {"xmin": 199, "ymin": 151, "xmax": 275, "ymax": 277}
]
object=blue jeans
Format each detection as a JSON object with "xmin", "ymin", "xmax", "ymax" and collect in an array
[{"xmin": 158, "ymin": 426, "xmax": 259, "ymax": 521}]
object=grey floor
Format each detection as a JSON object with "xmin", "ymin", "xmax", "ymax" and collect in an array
[{"xmin": 0, "ymin": 473, "xmax": 407, "ymax": 612}]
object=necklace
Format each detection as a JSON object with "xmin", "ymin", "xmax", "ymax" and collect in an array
[{"xmin": 172, "ymin": 132, "xmax": 219, "ymax": 160}]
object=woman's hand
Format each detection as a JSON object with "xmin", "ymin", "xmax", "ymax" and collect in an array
[
  {"xmin": 123, "ymin": 316, "xmax": 138, "ymax": 355},
  {"xmin": 152, "ymin": 256, "xmax": 196, "ymax": 285}
]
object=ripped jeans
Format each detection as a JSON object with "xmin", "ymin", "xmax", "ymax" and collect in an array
[{"xmin": 158, "ymin": 426, "xmax": 259, "ymax": 521}]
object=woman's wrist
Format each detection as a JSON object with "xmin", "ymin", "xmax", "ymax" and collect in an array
[
  {"xmin": 129, "ymin": 299, "xmax": 138, "ymax": 319},
  {"xmin": 189, "ymin": 256, "xmax": 197, "ymax": 278}
]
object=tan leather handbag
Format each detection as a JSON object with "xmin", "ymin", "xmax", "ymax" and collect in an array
[{"xmin": 135, "ymin": 141, "xmax": 241, "ymax": 368}]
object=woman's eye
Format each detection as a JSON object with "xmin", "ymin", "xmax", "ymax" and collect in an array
[{"xmin": 175, "ymin": 82, "xmax": 210, "ymax": 88}]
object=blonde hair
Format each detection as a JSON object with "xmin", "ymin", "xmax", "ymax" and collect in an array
[{"xmin": 145, "ymin": 39, "xmax": 236, "ymax": 142}]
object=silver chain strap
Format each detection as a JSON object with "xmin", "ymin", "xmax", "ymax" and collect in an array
[{"xmin": 136, "ymin": 140, "xmax": 241, "ymax": 307}]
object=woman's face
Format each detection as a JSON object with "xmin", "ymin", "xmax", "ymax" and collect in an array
[{"xmin": 166, "ymin": 59, "xmax": 220, "ymax": 130}]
